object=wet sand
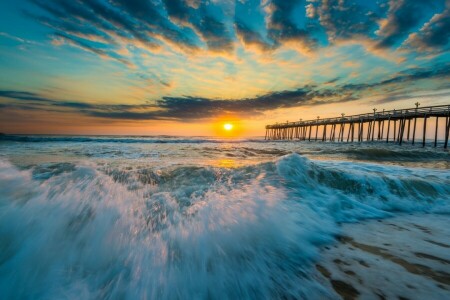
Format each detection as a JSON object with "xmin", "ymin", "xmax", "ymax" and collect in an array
[{"xmin": 316, "ymin": 214, "xmax": 450, "ymax": 300}]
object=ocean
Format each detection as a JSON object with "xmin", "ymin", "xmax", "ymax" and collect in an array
[{"xmin": 0, "ymin": 135, "xmax": 449, "ymax": 299}]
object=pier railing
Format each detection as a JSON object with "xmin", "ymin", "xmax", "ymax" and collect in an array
[{"xmin": 265, "ymin": 104, "xmax": 450, "ymax": 148}]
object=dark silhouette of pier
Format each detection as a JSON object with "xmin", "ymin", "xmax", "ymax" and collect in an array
[{"xmin": 265, "ymin": 104, "xmax": 450, "ymax": 148}]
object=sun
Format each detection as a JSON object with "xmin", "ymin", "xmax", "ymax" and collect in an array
[
  {"xmin": 213, "ymin": 120, "xmax": 240, "ymax": 137},
  {"xmin": 223, "ymin": 123, "xmax": 233, "ymax": 131}
]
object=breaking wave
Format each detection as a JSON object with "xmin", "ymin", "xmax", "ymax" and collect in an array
[{"xmin": 0, "ymin": 154, "xmax": 449, "ymax": 299}]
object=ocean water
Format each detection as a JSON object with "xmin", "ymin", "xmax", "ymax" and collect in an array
[{"xmin": 0, "ymin": 135, "xmax": 449, "ymax": 299}]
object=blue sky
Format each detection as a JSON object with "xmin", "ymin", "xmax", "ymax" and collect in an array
[{"xmin": 0, "ymin": 0, "xmax": 450, "ymax": 135}]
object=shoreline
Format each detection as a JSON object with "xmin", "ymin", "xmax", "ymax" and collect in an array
[{"xmin": 316, "ymin": 213, "xmax": 450, "ymax": 299}]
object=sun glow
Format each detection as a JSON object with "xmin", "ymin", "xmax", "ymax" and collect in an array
[
  {"xmin": 212, "ymin": 119, "xmax": 242, "ymax": 137},
  {"xmin": 224, "ymin": 123, "xmax": 233, "ymax": 131}
]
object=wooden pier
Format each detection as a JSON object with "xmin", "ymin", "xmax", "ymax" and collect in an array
[{"xmin": 265, "ymin": 104, "xmax": 450, "ymax": 148}]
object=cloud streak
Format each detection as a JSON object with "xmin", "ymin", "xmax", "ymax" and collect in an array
[
  {"xmin": 2, "ymin": 62, "xmax": 449, "ymax": 121},
  {"xmin": 404, "ymin": 1, "xmax": 450, "ymax": 52},
  {"xmin": 23, "ymin": 0, "xmax": 450, "ymax": 64}
]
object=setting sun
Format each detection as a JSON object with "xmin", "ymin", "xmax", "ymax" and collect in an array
[
  {"xmin": 212, "ymin": 119, "xmax": 242, "ymax": 136},
  {"xmin": 224, "ymin": 123, "xmax": 233, "ymax": 131}
]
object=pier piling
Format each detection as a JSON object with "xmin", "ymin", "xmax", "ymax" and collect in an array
[{"xmin": 265, "ymin": 104, "xmax": 450, "ymax": 149}]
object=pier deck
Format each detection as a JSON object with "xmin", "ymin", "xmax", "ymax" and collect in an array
[{"xmin": 265, "ymin": 104, "xmax": 450, "ymax": 148}]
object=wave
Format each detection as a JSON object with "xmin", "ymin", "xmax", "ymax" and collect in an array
[
  {"xmin": 3, "ymin": 135, "xmax": 448, "ymax": 166},
  {"xmin": 0, "ymin": 154, "xmax": 449, "ymax": 299},
  {"xmin": 274, "ymin": 154, "xmax": 450, "ymax": 219},
  {"xmin": 316, "ymin": 146, "xmax": 450, "ymax": 162}
]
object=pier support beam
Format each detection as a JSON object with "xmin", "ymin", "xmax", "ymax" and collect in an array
[
  {"xmin": 386, "ymin": 119, "xmax": 391, "ymax": 143},
  {"xmin": 434, "ymin": 117, "xmax": 439, "ymax": 147},
  {"xmin": 371, "ymin": 121, "xmax": 376, "ymax": 141},
  {"xmin": 407, "ymin": 119, "xmax": 411, "ymax": 141},
  {"xmin": 399, "ymin": 118, "xmax": 406, "ymax": 145},
  {"xmin": 445, "ymin": 116, "xmax": 449, "ymax": 149},
  {"xmin": 347, "ymin": 123, "xmax": 352, "ymax": 142},
  {"xmin": 423, "ymin": 116, "xmax": 427, "ymax": 147},
  {"xmin": 393, "ymin": 120, "xmax": 397, "ymax": 143},
  {"xmin": 358, "ymin": 121, "xmax": 363, "ymax": 142},
  {"xmin": 351, "ymin": 122, "xmax": 355, "ymax": 142},
  {"xmin": 315, "ymin": 124, "xmax": 319, "ymax": 141},
  {"xmin": 377, "ymin": 121, "xmax": 381, "ymax": 140}
]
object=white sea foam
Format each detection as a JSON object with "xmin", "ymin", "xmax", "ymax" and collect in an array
[
  {"xmin": 0, "ymin": 151, "xmax": 449, "ymax": 299},
  {"xmin": 318, "ymin": 214, "xmax": 450, "ymax": 299}
]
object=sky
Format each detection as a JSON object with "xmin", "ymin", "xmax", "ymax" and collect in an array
[{"xmin": 0, "ymin": 0, "xmax": 450, "ymax": 136}]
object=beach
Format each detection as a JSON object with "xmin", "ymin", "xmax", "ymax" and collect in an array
[{"xmin": 317, "ymin": 214, "xmax": 450, "ymax": 299}]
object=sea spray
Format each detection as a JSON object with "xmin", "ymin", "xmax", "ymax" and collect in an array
[
  {"xmin": 0, "ymin": 159, "xmax": 335, "ymax": 299},
  {"xmin": 0, "ymin": 149, "xmax": 449, "ymax": 299}
]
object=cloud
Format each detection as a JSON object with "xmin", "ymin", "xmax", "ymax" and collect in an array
[
  {"xmin": 305, "ymin": 3, "xmax": 316, "ymax": 19},
  {"xmin": 0, "ymin": 86, "xmax": 342, "ymax": 120},
  {"xmin": 84, "ymin": 87, "xmax": 353, "ymax": 120},
  {"xmin": 340, "ymin": 61, "xmax": 450, "ymax": 92},
  {"xmin": 28, "ymin": 0, "xmax": 197, "ymax": 59},
  {"xmin": 404, "ymin": 3, "xmax": 450, "ymax": 52},
  {"xmin": 265, "ymin": 0, "xmax": 317, "ymax": 53},
  {"xmin": 0, "ymin": 90, "xmax": 54, "ymax": 102},
  {"xmin": 0, "ymin": 32, "xmax": 40, "ymax": 45},
  {"xmin": 2, "ymin": 61, "xmax": 449, "ymax": 121},
  {"xmin": 22, "ymin": 0, "xmax": 450, "ymax": 61},
  {"xmin": 163, "ymin": 0, "xmax": 236, "ymax": 53},
  {"xmin": 52, "ymin": 33, "xmax": 133, "ymax": 66},
  {"xmin": 235, "ymin": 20, "xmax": 273, "ymax": 51},
  {"xmin": 373, "ymin": 89, "xmax": 450, "ymax": 104},
  {"xmin": 27, "ymin": 0, "xmax": 318, "ymax": 58},
  {"xmin": 375, "ymin": 0, "xmax": 440, "ymax": 49},
  {"xmin": 316, "ymin": 0, "xmax": 379, "ymax": 42}
]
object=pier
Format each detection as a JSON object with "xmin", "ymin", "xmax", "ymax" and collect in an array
[{"xmin": 265, "ymin": 104, "xmax": 450, "ymax": 148}]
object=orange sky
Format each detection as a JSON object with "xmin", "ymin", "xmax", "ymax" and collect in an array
[{"xmin": 1, "ymin": 0, "xmax": 450, "ymax": 136}]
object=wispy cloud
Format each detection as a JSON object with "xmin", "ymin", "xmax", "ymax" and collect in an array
[
  {"xmin": 0, "ymin": 32, "xmax": 40, "ymax": 45},
  {"xmin": 376, "ymin": 0, "xmax": 429, "ymax": 48},
  {"xmin": 404, "ymin": 2, "xmax": 450, "ymax": 52},
  {"xmin": 2, "ymin": 62, "xmax": 449, "ymax": 121},
  {"xmin": 22, "ymin": 0, "xmax": 450, "ymax": 66}
]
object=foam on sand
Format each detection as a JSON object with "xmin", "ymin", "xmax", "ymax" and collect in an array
[{"xmin": 317, "ymin": 214, "xmax": 450, "ymax": 299}]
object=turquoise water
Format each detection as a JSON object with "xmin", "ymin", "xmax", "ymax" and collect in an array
[{"xmin": 0, "ymin": 135, "xmax": 449, "ymax": 299}]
